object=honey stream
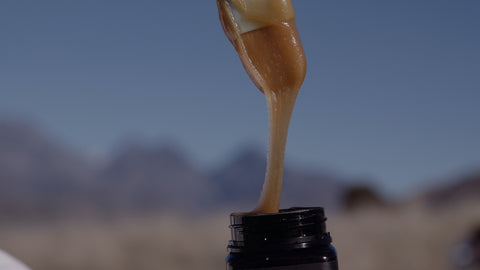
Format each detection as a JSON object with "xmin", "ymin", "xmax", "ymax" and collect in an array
[{"xmin": 217, "ymin": 0, "xmax": 306, "ymax": 213}]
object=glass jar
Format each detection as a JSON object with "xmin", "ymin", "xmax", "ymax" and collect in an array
[{"xmin": 227, "ymin": 207, "xmax": 339, "ymax": 270}]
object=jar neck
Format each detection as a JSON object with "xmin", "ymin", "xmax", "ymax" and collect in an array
[{"xmin": 228, "ymin": 207, "xmax": 333, "ymax": 253}]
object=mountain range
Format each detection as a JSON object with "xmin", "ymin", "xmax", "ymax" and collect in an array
[
  {"xmin": 0, "ymin": 120, "xmax": 347, "ymax": 220},
  {"xmin": 0, "ymin": 119, "xmax": 478, "ymax": 220}
]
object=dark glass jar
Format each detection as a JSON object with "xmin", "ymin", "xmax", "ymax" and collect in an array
[{"xmin": 227, "ymin": 207, "xmax": 339, "ymax": 270}]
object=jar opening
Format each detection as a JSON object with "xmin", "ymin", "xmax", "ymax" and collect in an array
[{"xmin": 229, "ymin": 207, "xmax": 332, "ymax": 253}]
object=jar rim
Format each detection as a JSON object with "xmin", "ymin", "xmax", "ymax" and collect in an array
[{"xmin": 228, "ymin": 207, "xmax": 331, "ymax": 253}]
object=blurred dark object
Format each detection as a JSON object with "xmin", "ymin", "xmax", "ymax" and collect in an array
[
  {"xmin": 342, "ymin": 184, "xmax": 386, "ymax": 211},
  {"xmin": 451, "ymin": 225, "xmax": 480, "ymax": 270}
]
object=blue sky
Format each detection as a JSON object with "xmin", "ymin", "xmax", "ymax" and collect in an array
[{"xmin": 1, "ymin": 0, "xmax": 479, "ymax": 197}]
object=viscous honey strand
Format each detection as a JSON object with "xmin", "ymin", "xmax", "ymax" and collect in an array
[{"xmin": 217, "ymin": 0, "xmax": 306, "ymax": 214}]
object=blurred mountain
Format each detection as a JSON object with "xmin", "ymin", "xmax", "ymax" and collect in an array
[
  {"xmin": 3, "ymin": 118, "xmax": 479, "ymax": 221},
  {"xmin": 211, "ymin": 148, "xmax": 266, "ymax": 206},
  {"xmin": 421, "ymin": 171, "xmax": 480, "ymax": 208},
  {"xmin": 99, "ymin": 142, "xmax": 213, "ymax": 212},
  {"xmin": 0, "ymin": 119, "xmax": 349, "ymax": 220},
  {"xmin": 0, "ymin": 120, "xmax": 98, "ymax": 219},
  {"xmin": 211, "ymin": 147, "xmax": 345, "ymax": 209},
  {"xmin": 0, "ymin": 120, "xmax": 216, "ymax": 219},
  {"xmin": 282, "ymin": 167, "xmax": 346, "ymax": 209}
]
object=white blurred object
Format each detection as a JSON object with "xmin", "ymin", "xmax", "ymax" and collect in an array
[{"xmin": 0, "ymin": 250, "xmax": 31, "ymax": 270}]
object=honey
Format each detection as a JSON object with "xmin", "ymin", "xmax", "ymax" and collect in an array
[{"xmin": 217, "ymin": 0, "xmax": 306, "ymax": 213}]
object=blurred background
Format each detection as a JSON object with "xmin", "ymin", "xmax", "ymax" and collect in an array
[{"xmin": 1, "ymin": 0, "xmax": 480, "ymax": 269}]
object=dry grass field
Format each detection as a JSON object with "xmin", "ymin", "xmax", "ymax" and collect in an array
[{"xmin": 1, "ymin": 200, "xmax": 480, "ymax": 270}]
